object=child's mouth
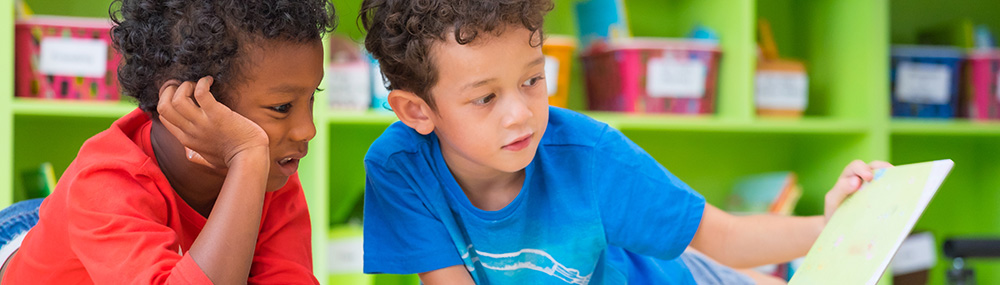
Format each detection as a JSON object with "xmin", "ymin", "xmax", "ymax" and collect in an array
[
  {"xmin": 277, "ymin": 157, "xmax": 300, "ymax": 176},
  {"xmin": 502, "ymin": 133, "xmax": 533, "ymax": 151}
]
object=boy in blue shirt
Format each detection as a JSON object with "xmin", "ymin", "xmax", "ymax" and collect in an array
[{"xmin": 359, "ymin": 0, "xmax": 889, "ymax": 283}]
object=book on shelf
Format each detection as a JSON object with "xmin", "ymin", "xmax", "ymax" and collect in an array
[
  {"xmin": 21, "ymin": 162, "xmax": 56, "ymax": 199},
  {"xmin": 726, "ymin": 171, "xmax": 803, "ymax": 280},
  {"xmin": 727, "ymin": 171, "xmax": 802, "ymax": 216}
]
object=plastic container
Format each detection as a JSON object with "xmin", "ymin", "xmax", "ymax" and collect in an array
[
  {"xmin": 581, "ymin": 38, "xmax": 721, "ymax": 115},
  {"xmin": 15, "ymin": 16, "xmax": 122, "ymax": 100},
  {"xmin": 327, "ymin": 36, "xmax": 371, "ymax": 110},
  {"xmin": 964, "ymin": 49, "xmax": 1000, "ymax": 120},
  {"xmin": 542, "ymin": 36, "xmax": 577, "ymax": 108},
  {"xmin": 890, "ymin": 45, "xmax": 964, "ymax": 118},
  {"xmin": 754, "ymin": 18, "xmax": 808, "ymax": 118}
]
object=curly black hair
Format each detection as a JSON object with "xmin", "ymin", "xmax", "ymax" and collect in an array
[
  {"xmin": 359, "ymin": 0, "xmax": 553, "ymax": 109},
  {"xmin": 110, "ymin": 0, "xmax": 337, "ymax": 116}
]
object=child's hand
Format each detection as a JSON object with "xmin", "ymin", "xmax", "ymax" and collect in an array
[
  {"xmin": 824, "ymin": 160, "xmax": 894, "ymax": 224},
  {"xmin": 157, "ymin": 76, "xmax": 269, "ymax": 169}
]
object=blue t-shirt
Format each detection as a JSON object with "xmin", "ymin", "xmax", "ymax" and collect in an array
[{"xmin": 363, "ymin": 107, "xmax": 706, "ymax": 284}]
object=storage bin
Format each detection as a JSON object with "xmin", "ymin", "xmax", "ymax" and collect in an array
[
  {"xmin": 890, "ymin": 45, "xmax": 963, "ymax": 118},
  {"xmin": 755, "ymin": 60, "xmax": 808, "ymax": 118},
  {"xmin": 581, "ymin": 38, "xmax": 721, "ymax": 115},
  {"xmin": 964, "ymin": 49, "xmax": 1000, "ymax": 120},
  {"xmin": 327, "ymin": 36, "xmax": 371, "ymax": 110},
  {"xmin": 15, "ymin": 16, "xmax": 122, "ymax": 100},
  {"xmin": 542, "ymin": 36, "xmax": 577, "ymax": 108}
]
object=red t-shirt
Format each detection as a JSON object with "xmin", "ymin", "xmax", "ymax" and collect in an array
[{"xmin": 3, "ymin": 109, "xmax": 318, "ymax": 284}]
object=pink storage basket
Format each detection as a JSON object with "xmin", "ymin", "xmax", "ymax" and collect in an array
[
  {"xmin": 965, "ymin": 50, "xmax": 1000, "ymax": 120},
  {"xmin": 15, "ymin": 16, "xmax": 122, "ymax": 100},
  {"xmin": 581, "ymin": 38, "xmax": 721, "ymax": 114}
]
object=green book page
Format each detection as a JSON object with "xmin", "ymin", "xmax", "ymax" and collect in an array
[{"xmin": 790, "ymin": 159, "xmax": 954, "ymax": 285}]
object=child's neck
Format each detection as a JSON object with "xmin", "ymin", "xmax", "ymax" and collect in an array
[
  {"xmin": 150, "ymin": 121, "xmax": 224, "ymax": 217},
  {"xmin": 452, "ymin": 168, "xmax": 525, "ymax": 212}
]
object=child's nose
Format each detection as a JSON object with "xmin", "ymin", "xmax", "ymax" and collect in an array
[
  {"xmin": 290, "ymin": 112, "xmax": 317, "ymax": 142},
  {"xmin": 502, "ymin": 93, "xmax": 533, "ymax": 128}
]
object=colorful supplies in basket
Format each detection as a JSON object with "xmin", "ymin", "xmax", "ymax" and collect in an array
[
  {"xmin": 890, "ymin": 45, "xmax": 964, "ymax": 118},
  {"xmin": 965, "ymin": 50, "xmax": 1000, "ymax": 120},
  {"xmin": 755, "ymin": 19, "xmax": 808, "ymax": 118},
  {"xmin": 574, "ymin": 0, "xmax": 629, "ymax": 47},
  {"xmin": 15, "ymin": 16, "xmax": 122, "ymax": 100},
  {"xmin": 581, "ymin": 38, "xmax": 721, "ymax": 115}
]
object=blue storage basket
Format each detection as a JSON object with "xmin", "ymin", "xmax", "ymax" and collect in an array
[{"xmin": 890, "ymin": 45, "xmax": 964, "ymax": 118}]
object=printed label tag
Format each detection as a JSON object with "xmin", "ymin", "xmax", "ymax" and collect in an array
[
  {"xmin": 895, "ymin": 61, "xmax": 951, "ymax": 104},
  {"xmin": 545, "ymin": 56, "xmax": 559, "ymax": 96},
  {"xmin": 646, "ymin": 56, "xmax": 706, "ymax": 98},
  {"xmin": 39, "ymin": 37, "xmax": 108, "ymax": 78},
  {"xmin": 755, "ymin": 71, "xmax": 809, "ymax": 110}
]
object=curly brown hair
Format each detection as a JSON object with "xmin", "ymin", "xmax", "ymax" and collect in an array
[
  {"xmin": 359, "ymin": 0, "xmax": 553, "ymax": 109},
  {"xmin": 110, "ymin": 0, "xmax": 337, "ymax": 116}
]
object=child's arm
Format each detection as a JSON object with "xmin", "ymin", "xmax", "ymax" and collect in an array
[
  {"xmin": 418, "ymin": 265, "xmax": 476, "ymax": 284},
  {"xmin": 158, "ymin": 77, "xmax": 271, "ymax": 284},
  {"xmin": 688, "ymin": 160, "xmax": 891, "ymax": 268},
  {"xmin": 247, "ymin": 177, "xmax": 318, "ymax": 283}
]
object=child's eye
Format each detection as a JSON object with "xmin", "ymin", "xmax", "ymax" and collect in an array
[
  {"xmin": 523, "ymin": 76, "xmax": 544, "ymax": 87},
  {"xmin": 473, "ymin": 93, "xmax": 496, "ymax": 105},
  {"xmin": 271, "ymin": 103, "xmax": 292, "ymax": 113}
]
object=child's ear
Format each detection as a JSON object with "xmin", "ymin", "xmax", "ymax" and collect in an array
[{"xmin": 387, "ymin": 89, "xmax": 435, "ymax": 135}]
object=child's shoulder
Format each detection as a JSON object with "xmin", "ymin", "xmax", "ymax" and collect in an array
[
  {"xmin": 74, "ymin": 111, "xmax": 154, "ymax": 170},
  {"xmin": 541, "ymin": 106, "xmax": 613, "ymax": 148}
]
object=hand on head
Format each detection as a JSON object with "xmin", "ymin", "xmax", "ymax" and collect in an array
[
  {"xmin": 157, "ymin": 76, "xmax": 269, "ymax": 169},
  {"xmin": 824, "ymin": 160, "xmax": 894, "ymax": 223}
]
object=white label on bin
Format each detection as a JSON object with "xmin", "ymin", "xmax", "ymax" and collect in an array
[
  {"xmin": 755, "ymin": 71, "xmax": 809, "ymax": 110},
  {"xmin": 545, "ymin": 55, "xmax": 559, "ymax": 96},
  {"xmin": 327, "ymin": 64, "xmax": 372, "ymax": 110},
  {"xmin": 39, "ymin": 37, "xmax": 108, "ymax": 78},
  {"xmin": 895, "ymin": 61, "xmax": 951, "ymax": 104},
  {"xmin": 327, "ymin": 236, "xmax": 364, "ymax": 273},
  {"xmin": 646, "ymin": 56, "xmax": 706, "ymax": 98}
]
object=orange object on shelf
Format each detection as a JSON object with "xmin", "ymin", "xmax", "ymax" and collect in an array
[{"xmin": 542, "ymin": 36, "xmax": 577, "ymax": 108}]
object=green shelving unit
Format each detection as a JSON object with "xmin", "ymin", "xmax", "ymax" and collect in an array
[
  {"xmin": 3, "ymin": 0, "xmax": 999, "ymax": 284},
  {"xmin": 1, "ymin": 0, "xmax": 13, "ymax": 209}
]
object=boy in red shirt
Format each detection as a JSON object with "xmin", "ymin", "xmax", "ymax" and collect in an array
[{"xmin": 2, "ymin": 0, "xmax": 335, "ymax": 284}]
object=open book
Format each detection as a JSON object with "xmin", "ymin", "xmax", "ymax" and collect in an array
[{"xmin": 790, "ymin": 159, "xmax": 954, "ymax": 285}]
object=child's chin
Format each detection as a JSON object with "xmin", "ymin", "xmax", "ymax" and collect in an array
[
  {"xmin": 266, "ymin": 176, "xmax": 291, "ymax": 192},
  {"xmin": 500, "ymin": 151, "xmax": 536, "ymax": 172}
]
